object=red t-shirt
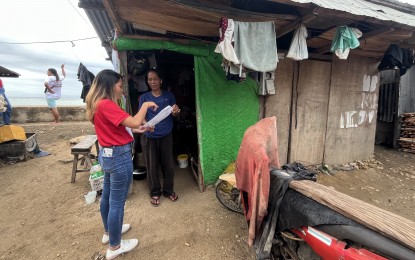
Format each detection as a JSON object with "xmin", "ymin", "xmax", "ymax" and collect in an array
[{"xmin": 94, "ymin": 99, "xmax": 133, "ymax": 147}]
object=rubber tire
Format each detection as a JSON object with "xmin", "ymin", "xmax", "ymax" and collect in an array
[{"xmin": 215, "ymin": 180, "xmax": 244, "ymax": 214}]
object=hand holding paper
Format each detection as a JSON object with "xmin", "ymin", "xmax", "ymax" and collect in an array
[{"xmin": 144, "ymin": 105, "xmax": 173, "ymax": 127}]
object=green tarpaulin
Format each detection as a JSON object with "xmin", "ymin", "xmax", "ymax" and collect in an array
[{"xmin": 114, "ymin": 38, "xmax": 259, "ymax": 185}]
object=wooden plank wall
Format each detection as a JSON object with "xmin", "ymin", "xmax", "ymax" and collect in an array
[
  {"xmin": 289, "ymin": 60, "xmax": 331, "ymax": 165},
  {"xmin": 324, "ymin": 55, "xmax": 380, "ymax": 164},
  {"xmin": 264, "ymin": 58, "xmax": 293, "ymax": 165},
  {"xmin": 399, "ymin": 66, "xmax": 415, "ymax": 114}
]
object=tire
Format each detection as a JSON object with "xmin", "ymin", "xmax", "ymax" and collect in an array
[{"xmin": 215, "ymin": 180, "xmax": 244, "ymax": 214}]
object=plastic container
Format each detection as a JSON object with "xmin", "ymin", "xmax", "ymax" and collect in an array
[
  {"xmin": 177, "ymin": 154, "xmax": 189, "ymax": 168},
  {"xmin": 90, "ymin": 161, "xmax": 104, "ymax": 179},
  {"xmin": 89, "ymin": 175, "xmax": 104, "ymax": 192},
  {"xmin": 84, "ymin": 191, "xmax": 97, "ymax": 204}
]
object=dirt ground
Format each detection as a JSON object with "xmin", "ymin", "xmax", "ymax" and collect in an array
[{"xmin": 0, "ymin": 121, "xmax": 414, "ymax": 260}]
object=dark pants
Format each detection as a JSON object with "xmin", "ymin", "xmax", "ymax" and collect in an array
[{"xmin": 141, "ymin": 133, "xmax": 175, "ymax": 197}]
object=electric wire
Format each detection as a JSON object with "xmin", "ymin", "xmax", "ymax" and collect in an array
[
  {"xmin": 0, "ymin": 36, "xmax": 102, "ymax": 45},
  {"xmin": 281, "ymin": 231, "xmax": 304, "ymax": 241},
  {"xmin": 66, "ymin": 0, "xmax": 89, "ymax": 25}
]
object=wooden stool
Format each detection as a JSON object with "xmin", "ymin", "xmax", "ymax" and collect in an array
[{"xmin": 71, "ymin": 135, "xmax": 99, "ymax": 183}]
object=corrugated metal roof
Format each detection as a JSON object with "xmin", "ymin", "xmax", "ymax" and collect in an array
[
  {"xmin": 291, "ymin": 0, "xmax": 415, "ymax": 27},
  {"xmin": 79, "ymin": 0, "xmax": 114, "ymax": 59},
  {"xmin": 0, "ymin": 66, "xmax": 20, "ymax": 78}
]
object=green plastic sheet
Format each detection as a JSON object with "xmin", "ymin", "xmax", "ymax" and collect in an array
[{"xmin": 113, "ymin": 37, "xmax": 259, "ymax": 185}]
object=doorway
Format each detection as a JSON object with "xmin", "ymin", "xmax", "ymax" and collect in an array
[{"xmin": 126, "ymin": 50, "xmax": 200, "ymax": 189}]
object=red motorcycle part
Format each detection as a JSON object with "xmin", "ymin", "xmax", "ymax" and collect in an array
[{"xmin": 291, "ymin": 226, "xmax": 387, "ymax": 260}]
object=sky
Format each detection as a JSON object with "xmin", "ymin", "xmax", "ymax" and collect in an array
[
  {"xmin": 0, "ymin": 0, "xmax": 113, "ymax": 100},
  {"xmin": 1, "ymin": 0, "xmax": 415, "ymax": 101}
]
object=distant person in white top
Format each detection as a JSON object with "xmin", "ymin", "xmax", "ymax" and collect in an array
[{"xmin": 44, "ymin": 64, "xmax": 66, "ymax": 124}]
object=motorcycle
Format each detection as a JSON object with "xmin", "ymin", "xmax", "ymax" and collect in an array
[{"xmin": 215, "ymin": 166, "xmax": 415, "ymax": 260}]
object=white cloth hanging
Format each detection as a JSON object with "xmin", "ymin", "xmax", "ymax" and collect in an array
[
  {"xmin": 287, "ymin": 24, "xmax": 308, "ymax": 61},
  {"xmin": 214, "ymin": 18, "xmax": 240, "ymax": 64}
]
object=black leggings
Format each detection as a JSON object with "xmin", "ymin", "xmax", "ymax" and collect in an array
[{"xmin": 140, "ymin": 133, "xmax": 175, "ymax": 197}]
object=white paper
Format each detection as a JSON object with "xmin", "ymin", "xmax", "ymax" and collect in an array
[{"xmin": 144, "ymin": 105, "xmax": 172, "ymax": 127}]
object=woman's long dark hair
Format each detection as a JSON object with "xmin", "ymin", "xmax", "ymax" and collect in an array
[
  {"xmin": 48, "ymin": 68, "xmax": 59, "ymax": 81},
  {"xmin": 86, "ymin": 69, "xmax": 123, "ymax": 123}
]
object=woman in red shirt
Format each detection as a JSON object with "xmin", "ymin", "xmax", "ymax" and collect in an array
[{"xmin": 86, "ymin": 69, "xmax": 157, "ymax": 260}]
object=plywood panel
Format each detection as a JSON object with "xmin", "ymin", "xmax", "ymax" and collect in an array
[
  {"xmin": 289, "ymin": 60, "xmax": 331, "ymax": 165},
  {"xmin": 399, "ymin": 66, "xmax": 415, "ymax": 114},
  {"xmin": 324, "ymin": 55, "xmax": 379, "ymax": 164},
  {"xmin": 265, "ymin": 58, "xmax": 294, "ymax": 165}
]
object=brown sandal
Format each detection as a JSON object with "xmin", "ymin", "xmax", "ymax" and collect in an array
[
  {"xmin": 150, "ymin": 196, "xmax": 160, "ymax": 207},
  {"xmin": 165, "ymin": 192, "xmax": 178, "ymax": 202}
]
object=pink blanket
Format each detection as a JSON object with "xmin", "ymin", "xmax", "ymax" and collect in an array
[{"xmin": 235, "ymin": 116, "xmax": 280, "ymax": 246}]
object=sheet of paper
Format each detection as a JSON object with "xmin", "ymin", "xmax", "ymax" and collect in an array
[{"xmin": 144, "ymin": 105, "xmax": 172, "ymax": 127}]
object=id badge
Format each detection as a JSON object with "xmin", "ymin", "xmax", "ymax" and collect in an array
[{"xmin": 102, "ymin": 148, "xmax": 113, "ymax": 157}]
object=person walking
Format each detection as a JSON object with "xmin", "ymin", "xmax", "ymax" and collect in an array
[
  {"xmin": 139, "ymin": 67, "xmax": 181, "ymax": 207},
  {"xmin": 44, "ymin": 64, "xmax": 65, "ymax": 124},
  {"xmin": 0, "ymin": 78, "xmax": 12, "ymax": 125},
  {"xmin": 86, "ymin": 69, "xmax": 157, "ymax": 260}
]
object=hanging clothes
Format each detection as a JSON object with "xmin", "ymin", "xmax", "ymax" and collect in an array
[
  {"xmin": 330, "ymin": 26, "xmax": 362, "ymax": 59},
  {"xmin": 287, "ymin": 24, "xmax": 308, "ymax": 61},
  {"xmin": 214, "ymin": 17, "xmax": 240, "ymax": 65},
  {"xmin": 233, "ymin": 21, "xmax": 278, "ymax": 72},
  {"xmin": 77, "ymin": 63, "xmax": 95, "ymax": 103},
  {"xmin": 235, "ymin": 116, "xmax": 280, "ymax": 247},
  {"xmin": 378, "ymin": 44, "xmax": 414, "ymax": 76}
]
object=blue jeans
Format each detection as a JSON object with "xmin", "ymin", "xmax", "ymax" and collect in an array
[
  {"xmin": 0, "ymin": 88, "xmax": 12, "ymax": 124},
  {"xmin": 99, "ymin": 143, "xmax": 133, "ymax": 247}
]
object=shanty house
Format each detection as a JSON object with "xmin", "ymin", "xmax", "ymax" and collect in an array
[{"xmin": 79, "ymin": 0, "xmax": 415, "ymax": 188}]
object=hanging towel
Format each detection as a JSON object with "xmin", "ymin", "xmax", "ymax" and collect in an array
[
  {"xmin": 77, "ymin": 63, "xmax": 95, "ymax": 102},
  {"xmin": 214, "ymin": 17, "xmax": 240, "ymax": 64},
  {"xmin": 287, "ymin": 24, "xmax": 308, "ymax": 61},
  {"xmin": 330, "ymin": 26, "xmax": 362, "ymax": 59},
  {"xmin": 233, "ymin": 21, "xmax": 278, "ymax": 72}
]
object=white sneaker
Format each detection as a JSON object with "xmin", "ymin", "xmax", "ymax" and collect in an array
[
  {"xmin": 106, "ymin": 239, "xmax": 139, "ymax": 260},
  {"xmin": 101, "ymin": 224, "xmax": 131, "ymax": 244}
]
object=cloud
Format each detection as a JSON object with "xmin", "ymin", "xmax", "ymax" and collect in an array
[{"xmin": 0, "ymin": 0, "xmax": 113, "ymax": 100}]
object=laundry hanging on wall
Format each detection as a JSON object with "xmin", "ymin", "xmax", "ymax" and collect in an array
[
  {"xmin": 330, "ymin": 26, "xmax": 362, "ymax": 59},
  {"xmin": 214, "ymin": 17, "xmax": 278, "ymax": 86},
  {"xmin": 233, "ymin": 20, "xmax": 278, "ymax": 72},
  {"xmin": 287, "ymin": 24, "xmax": 308, "ymax": 61},
  {"xmin": 214, "ymin": 17, "xmax": 240, "ymax": 65},
  {"xmin": 378, "ymin": 44, "xmax": 414, "ymax": 76},
  {"xmin": 77, "ymin": 63, "xmax": 95, "ymax": 103}
]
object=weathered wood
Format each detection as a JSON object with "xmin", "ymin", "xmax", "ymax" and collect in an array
[
  {"xmin": 71, "ymin": 135, "xmax": 98, "ymax": 152},
  {"xmin": 102, "ymin": 0, "xmax": 123, "ymax": 34},
  {"xmin": 324, "ymin": 56, "xmax": 379, "ymax": 164},
  {"xmin": 289, "ymin": 180, "xmax": 415, "ymax": 251},
  {"xmin": 70, "ymin": 135, "xmax": 99, "ymax": 183},
  {"xmin": 399, "ymin": 148, "xmax": 415, "ymax": 154},
  {"xmin": 276, "ymin": 8, "xmax": 319, "ymax": 39},
  {"xmin": 315, "ymin": 27, "xmax": 395, "ymax": 54},
  {"xmin": 399, "ymin": 137, "xmax": 415, "ymax": 143},
  {"xmin": 264, "ymin": 58, "xmax": 294, "ymax": 165},
  {"xmin": 289, "ymin": 60, "xmax": 331, "ymax": 164}
]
